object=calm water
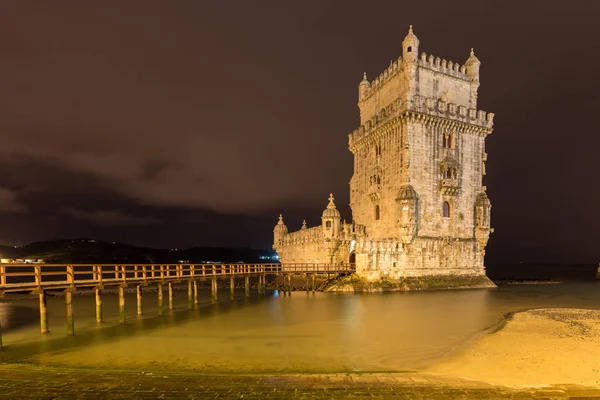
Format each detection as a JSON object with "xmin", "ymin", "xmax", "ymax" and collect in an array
[{"xmin": 0, "ymin": 281, "xmax": 599, "ymax": 373}]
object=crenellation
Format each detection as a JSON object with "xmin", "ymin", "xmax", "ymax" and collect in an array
[{"xmin": 275, "ymin": 26, "xmax": 495, "ymax": 287}]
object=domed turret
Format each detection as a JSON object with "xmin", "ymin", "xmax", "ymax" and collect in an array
[
  {"xmin": 465, "ymin": 48, "xmax": 481, "ymax": 81},
  {"xmin": 475, "ymin": 189, "xmax": 492, "ymax": 253},
  {"xmin": 402, "ymin": 25, "xmax": 419, "ymax": 62},
  {"xmin": 395, "ymin": 185, "xmax": 419, "ymax": 244},
  {"xmin": 273, "ymin": 214, "xmax": 288, "ymax": 247},
  {"xmin": 358, "ymin": 72, "xmax": 370, "ymax": 102},
  {"xmin": 321, "ymin": 193, "xmax": 341, "ymax": 239}
]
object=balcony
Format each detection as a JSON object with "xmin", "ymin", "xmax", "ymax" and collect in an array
[
  {"xmin": 368, "ymin": 184, "xmax": 381, "ymax": 202},
  {"xmin": 440, "ymin": 178, "xmax": 459, "ymax": 195}
]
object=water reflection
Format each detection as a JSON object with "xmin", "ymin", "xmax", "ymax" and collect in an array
[{"xmin": 0, "ymin": 282, "xmax": 598, "ymax": 373}]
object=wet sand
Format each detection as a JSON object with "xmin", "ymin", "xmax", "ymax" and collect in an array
[{"xmin": 430, "ymin": 308, "xmax": 600, "ymax": 387}]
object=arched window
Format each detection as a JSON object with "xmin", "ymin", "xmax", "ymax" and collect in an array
[
  {"xmin": 442, "ymin": 202, "xmax": 451, "ymax": 218},
  {"xmin": 326, "ymin": 221, "xmax": 332, "ymax": 228},
  {"xmin": 375, "ymin": 205, "xmax": 380, "ymax": 220},
  {"xmin": 407, "ymin": 46, "xmax": 412, "ymax": 53}
]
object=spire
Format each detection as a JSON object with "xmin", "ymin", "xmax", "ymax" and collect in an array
[
  {"xmin": 301, "ymin": 219, "xmax": 307, "ymax": 230},
  {"xmin": 277, "ymin": 214, "xmax": 284, "ymax": 225},
  {"xmin": 327, "ymin": 193, "xmax": 336, "ymax": 209},
  {"xmin": 363, "ymin": 72, "xmax": 367, "ymax": 81}
]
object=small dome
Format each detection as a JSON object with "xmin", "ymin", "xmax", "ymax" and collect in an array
[
  {"xmin": 475, "ymin": 191, "xmax": 490, "ymax": 207},
  {"xmin": 322, "ymin": 193, "xmax": 341, "ymax": 219},
  {"xmin": 402, "ymin": 25, "xmax": 419, "ymax": 46},
  {"xmin": 273, "ymin": 214, "xmax": 288, "ymax": 233},
  {"xmin": 359, "ymin": 72, "xmax": 370, "ymax": 87},
  {"xmin": 465, "ymin": 48, "xmax": 480, "ymax": 66},
  {"xmin": 396, "ymin": 185, "xmax": 418, "ymax": 201}
]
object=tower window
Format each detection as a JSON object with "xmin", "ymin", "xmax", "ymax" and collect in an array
[
  {"xmin": 443, "ymin": 133, "xmax": 454, "ymax": 149},
  {"xmin": 407, "ymin": 46, "xmax": 412, "ymax": 53},
  {"xmin": 375, "ymin": 144, "xmax": 382, "ymax": 157},
  {"xmin": 442, "ymin": 202, "xmax": 451, "ymax": 218},
  {"xmin": 326, "ymin": 221, "xmax": 332, "ymax": 228},
  {"xmin": 375, "ymin": 205, "xmax": 380, "ymax": 220}
]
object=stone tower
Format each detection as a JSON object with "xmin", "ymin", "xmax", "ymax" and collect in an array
[
  {"xmin": 348, "ymin": 26, "xmax": 495, "ymax": 281},
  {"xmin": 273, "ymin": 26, "xmax": 495, "ymax": 289}
]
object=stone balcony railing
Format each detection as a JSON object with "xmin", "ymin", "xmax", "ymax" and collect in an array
[
  {"xmin": 440, "ymin": 178, "xmax": 459, "ymax": 195},
  {"xmin": 368, "ymin": 184, "xmax": 382, "ymax": 201}
]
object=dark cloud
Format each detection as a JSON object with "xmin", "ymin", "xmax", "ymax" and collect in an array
[{"xmin": 0, "ymin": 1, "xmax": 598, "ymax": 263}]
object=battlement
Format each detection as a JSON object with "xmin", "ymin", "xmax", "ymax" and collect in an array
[
  {"xmin": 282, "ymin": 226, "xmax": 324, "ymax": 245},
  {"xmin": 349, "ymin": 94, "xmax": 494, "ymax": 150},
  {"xmin": 418, "ymin": 52, "xmax": 470, "ymax": 80}
]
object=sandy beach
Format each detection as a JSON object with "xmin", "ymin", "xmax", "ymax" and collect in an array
[{"xmin": 430, "ymin": 308, "xmax": 600, "ymax": 387}]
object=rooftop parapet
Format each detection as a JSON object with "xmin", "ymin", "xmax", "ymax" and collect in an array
[
  {"xmin": 282, "ymin": 225, "xmax": 324, "ymax": 245},
  {"xmin": 349, "ymin": 94, "xmax": 494, "ymax": 149},
  {"xmin": 418, "ymin": 52, "xmax": 469, "ymax": 80}
]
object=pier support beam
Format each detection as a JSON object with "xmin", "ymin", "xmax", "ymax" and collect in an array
[
  {"xmin": 193, "ymin": 280, "xmax": 199, "ymax": 306},
  {"xmin": 157, "ymin": 283, "xmax": 163, "ymax": 316},
  {"xmin": 65, "ymin": 289, "xmax": 74, "ymax": 336},
  {"xmin": 39, "ymin": 290, "xmax": 49, "ymax": 334},
  {"xmin": 286, "ymin": 274, "xmax": 292, "ymax": 293},
  {"xmin": 168, "ymin": 282, "xmax": 174, "ymax": 310},
  {"xmin": 136, "ymin": 285, "xmax": 143, "ymax": 316},
  {"xmin": 312, "ymin": 274, "xmax": 316, "ymax": 292},
  {"xmin": 118, "ymin": 286, "xmax": 126, "ymax": 324},
  {"xmin": 211, "ymin": 277, "xmax": 218, "ymax": 304},
  {"xmin": 305, "ymin": 275, "xmax": 309, "ymax": 293},
  {"xmin": 0, "ymin": 320, "xmax": 3, "ymax": 350},
  {"xmin": 95, "ymin": 289, "xmax": 103, "ymax": 323},
  {"xmin": 187, "ymin": 281, "xmax": 193, "ymax": 309},
  {"xmin": 230, "ymin": 276, "xmax": 235, "ymax": 301},
  {"xmin": 245, "ymin": 276, "xmax": 250, "ymax": 298}
]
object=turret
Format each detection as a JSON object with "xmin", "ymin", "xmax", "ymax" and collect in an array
[
  {"xmin": 474, "ymin": 189, "xmax": 492, "ymax": 252},
  {"xmin": 402, "ymin": 25, "xmax": 419, "ymax": 100},
  {"xmin": 465, "ymin": 48, "xmax": 481, "ymax": 107},
  {"xmin": 396, "ymin": 185, "xmax": 419, "ymax": 244},
  {"xmin": 273, "ymin": 214, "xmax": 288, "ymax": 247},
  {"xmin": 358, "ymin": 72, "xmax": 370, "ymax": 102},
  {"xmin": 402, "ymin": 25, "xmax": 419, "ymax": 63},
  {"xmin": 321, "ymin": 193, "xmax": 341, "ymax": 239}
]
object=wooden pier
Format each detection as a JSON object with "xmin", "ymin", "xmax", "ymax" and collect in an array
[{"xmin": 0, "ymin": 263, "xmax": 354, "ymax": 347}]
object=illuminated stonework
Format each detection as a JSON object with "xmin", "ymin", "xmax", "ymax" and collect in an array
[{"xmin": 273, "ymin": 26, "xmax": 495, "ymax": 284}]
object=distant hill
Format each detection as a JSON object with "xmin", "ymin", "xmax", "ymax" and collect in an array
[{"xmin": 0, "ymin": 239, "xmax": 278, "ymax": 264}]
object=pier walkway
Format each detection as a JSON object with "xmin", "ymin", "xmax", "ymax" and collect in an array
[{"xmin": 0, "ymin": 263, "xmax": 354, "ymax": 345}]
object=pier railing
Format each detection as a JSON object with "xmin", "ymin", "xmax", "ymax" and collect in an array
[
  {"xmin": 0, "ymin": 263, "xmax": 355, "ymax": 293},
  {"xmin": 0, "ymin": 263, "xmax": 355, "ymax": 345}
]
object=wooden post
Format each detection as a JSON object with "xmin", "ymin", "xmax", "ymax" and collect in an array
[
  {"xmin": 39, "ymin": 290, "xmax": 49, "ymax": 334},
  {"xmin": 287, "ymin": 274, "xmax": 292, "ymax": 292},
  {"xmin": 211, "ymin": 277, "xmax": 217, "ymax": 304},
  {"xmin": 244, "ymin": 276, "xmax": 250, "ymax": 298},
  {"xmin": 312, "ymin": 273, "xmax": 316, "ymax": 292},
  {"xmin": 193, "ymin": 280, "xmax": 199, "ymax": 306},
  {"xmin": 65, "ymin": 289, "xmax": 74, "ymax": 336},
  {"xmin": 157, "ymin": 283, "xmax": 163, "ymax": 316},
  {"xmin": 230, "ymin": 276, "xmax": 235, "ymax": 301},
  {"xmin": 118, "ymin": 286, "xmax": 126, "ymax": 324},
  {"xmin": 257, "ymin": 275, "xmax": 263, "ymax": 296},
  {"xmin": 95, "ymin": 288, "xmax": 103, "ymax": 323},
  {"xmin": 168, "ymin": 282, "xmax": 174, "ymax": 309},
  {"xmin": 305, "ymin": 275, "xmax": 310, "ymax": 293},
  {"xmin": 136, "ymin": 285, "xmax": 143, "ymax": 316},
  {"xmin": 0, "ymin": 319, "xmax": 3, "ymax": 350},
  {"xmin": 187, "ymin": 281, "xmax": 193, "ymax": 309}
]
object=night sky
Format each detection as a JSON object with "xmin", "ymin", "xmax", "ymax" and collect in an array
[{"xmin": 0, "ymin": 1, "xmax": 598, "ymax": 264}]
